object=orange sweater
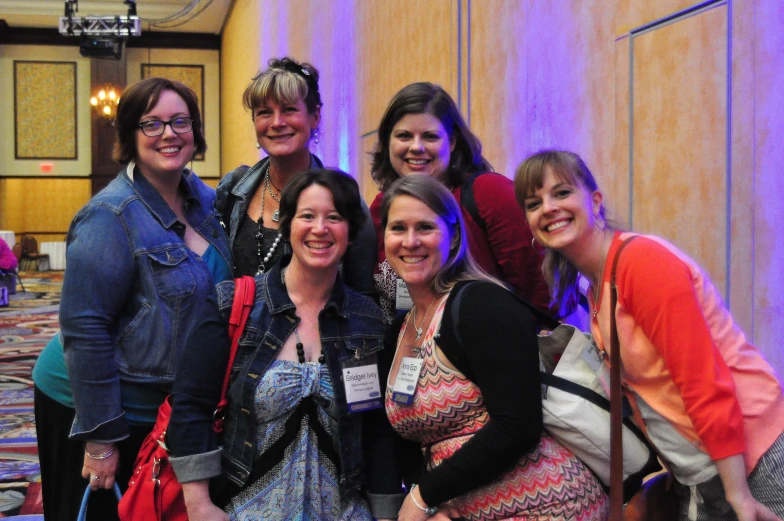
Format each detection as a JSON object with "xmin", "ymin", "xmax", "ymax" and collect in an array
[{"xmin": 590, "ymin": 232, "xmax": 784, "ymax": 475}]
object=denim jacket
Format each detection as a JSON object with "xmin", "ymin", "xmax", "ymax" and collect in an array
[
  {"xmin": 215, "ymin": 156, "xmax": 378, "ymax": 297},
  {"xmin": 61, "ymin": 164, "xmax": 231, "ymax": 441},
  {"xmin": 168, "ymin": 259, "xmax": 405, "ymax": 517}
]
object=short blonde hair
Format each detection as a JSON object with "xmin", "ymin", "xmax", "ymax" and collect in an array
[{"xmin": 242, "ymin": 57, "xmax": 321, "ymax": 115}]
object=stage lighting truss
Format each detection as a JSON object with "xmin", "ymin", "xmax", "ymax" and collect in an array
[{"xmin": 58, "ymin": 1, "xmax": 141, "ymax": 37}]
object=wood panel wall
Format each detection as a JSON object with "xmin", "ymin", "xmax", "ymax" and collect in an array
[{"xmin": 215, "ymin": 0, "xmax": 783, "ymax": 374}]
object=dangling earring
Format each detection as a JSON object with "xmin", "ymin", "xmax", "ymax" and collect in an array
[
  {"xmin": 595, "ymin": 213, "xmax": 606, "ymax": 231},
  {"xmin": 255, "ymin": 142, "xmax": 261, "ymax": 150},
  {"xmin": 531, "ymin": 237, "xmax": 546, "ymax": 255},
  {"xmin": 312, "ymin": 127, "xmax": 320, "ymax": 145}
]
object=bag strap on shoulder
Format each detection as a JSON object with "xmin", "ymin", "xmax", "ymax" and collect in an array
[
  {"xmin": 451, "ymin": 281, "xmax": 560, "ymax": 344},
  {"xmin": 212, "ymin": 275, "xmax": 256, "ymax": 433},
  {"xmin": 460, "ymin": 172, "xmax": 487, "ymax": 232},
  {"xmin": 609, "ymin": 235, "xmax": 638, "ymax": 521}
]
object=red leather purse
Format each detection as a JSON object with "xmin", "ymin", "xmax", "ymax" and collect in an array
[{"xmin": 118, "ymin": 276, "xmax": 256, "ymax": 521}]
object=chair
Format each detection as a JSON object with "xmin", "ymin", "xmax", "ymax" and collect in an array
[{"xmin": 20, "ymin": 235, "xmax": 50, "ymax": 272}]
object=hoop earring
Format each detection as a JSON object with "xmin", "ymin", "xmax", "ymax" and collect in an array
[
  {"xmin": 531, "ymin": 237, "xmax": 546, "ymax": 255},
  {"xmin": 255, "ymin": 142, "xmax": 261, "ymax": 150}
]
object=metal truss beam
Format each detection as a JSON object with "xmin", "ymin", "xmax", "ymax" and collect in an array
[{"xmin": 58, "ymin": 16, "xmax": 141, "ymax": 37}]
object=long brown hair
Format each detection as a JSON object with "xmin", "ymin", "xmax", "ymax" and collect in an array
[{"xmin": 514, "ymin": 150, "xmax": 608, "ymax": 316}]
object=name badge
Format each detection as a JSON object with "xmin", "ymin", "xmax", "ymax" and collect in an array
[
  {"xmin": 391, "ymin": 355, "xmax": 424, "ymax": 406},
  {"xmin": 341, "ymin": 355, "xmax": 382, "ymax": 413},
  {"xmin": 579, "ymin": 342, "xmax": 603, "ymax": 373},
  {"xmin": 395, "ymin": 278, "xmax": 413, "ymax": 310}
]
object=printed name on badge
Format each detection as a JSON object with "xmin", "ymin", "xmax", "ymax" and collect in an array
[
  {"xmin": 342, "ymin": 357, "xmax": 382, "ymax": 413},
  {"xmin": 391, "ymin": 355, "xmax": 424, "ymax": 406}
]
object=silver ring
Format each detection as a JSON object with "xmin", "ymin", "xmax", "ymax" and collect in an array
[{"xmin": 90, "ymin": 475, "xmax": 100, "ymax": 482}]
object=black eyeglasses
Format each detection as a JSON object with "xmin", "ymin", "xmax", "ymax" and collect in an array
[{"xmin": 138, "ymin": 117, "xmax": 193, "ymax": 137}]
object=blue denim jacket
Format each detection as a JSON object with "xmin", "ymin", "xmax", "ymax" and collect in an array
[
  {"xmin": 61, "ymin": 164, "xmax": 231, "ymax": 441},
  {"xmin": 168, "ymin": 259, "xmax": 405, "ymax": 516},
  {"xmin": 215, "ymin": 156, "xmax": 378, "ymax": 297}
]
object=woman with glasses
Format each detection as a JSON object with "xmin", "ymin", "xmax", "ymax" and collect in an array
[
  {"xmin": 216, "ymin": 57, "xmax": 376, "ymax": 295},
  {"xmin": 32, "ymin": 78, "xmax": 232, "ymax": 521}
]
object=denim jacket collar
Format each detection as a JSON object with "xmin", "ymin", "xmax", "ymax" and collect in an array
[
  {"xmin": 230, "ymin": 154, "xmax": 324, "ymax": 202},
  {"xmin": 263, "ymin": 255, "xmax": 350, "ymax": 319},
  {"xmin": 121, "ymin": 162, "xmax": 208, "ymax": 231}
]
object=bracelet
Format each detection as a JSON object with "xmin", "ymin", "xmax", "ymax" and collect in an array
[
  {"xmin": 85, "ymin": 445, "xmax": 115, "ymax": 460},
  {"xmin": 410, "ymin": 484, "xmax": 438, "ymax": 516}
]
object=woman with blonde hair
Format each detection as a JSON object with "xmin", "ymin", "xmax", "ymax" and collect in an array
[
  {"xmin": 515, "ymin": 149, "xmax": 784, "ymax": 521},
  {"xmin": 216, "ymin": 57, "xmax": 376, "ymax": 293},
  {"xmin": 380, "ymin": 175, "xmax": 608, "ymax": 521}
]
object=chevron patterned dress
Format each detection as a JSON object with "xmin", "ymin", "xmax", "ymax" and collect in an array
[{"xmin": 386, "ymin": 297, "xmax": 609, "ymax": 521}]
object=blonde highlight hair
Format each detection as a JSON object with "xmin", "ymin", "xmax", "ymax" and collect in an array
[{"xmin": 242, "ymin": 57, "xmax": 321, "ymax": 115}]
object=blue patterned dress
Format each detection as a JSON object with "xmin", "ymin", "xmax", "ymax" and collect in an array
[{"xmin": 224, "ymin": 360, "xmax": 373, "ymax": 521}]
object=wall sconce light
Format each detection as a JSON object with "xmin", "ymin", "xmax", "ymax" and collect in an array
[{"xmin": 90, "ymin": 84, "xmax": 120, "ymax": 119}]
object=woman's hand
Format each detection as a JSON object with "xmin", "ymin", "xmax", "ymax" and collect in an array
[
  {"xmin": 81, "ymin": 442, "xmax": 119, "ymax": 490},
  {"xmin": 397, "ymin": 486, "xmax": 444, "ymax": 521},
  {"xmin": 182, "ymin": 481, "xmax": 229, "ymax": 521},
  {"xmin": 185, "ymin": 500, "xmax": 229, "ymax": 521},
  {"xmin": 729, "ymin": 496, "xmax": 783, "ymax": 521},
  {"xmin": 717, "ymin": 454, "xmax": 784, "ymax": 521}
]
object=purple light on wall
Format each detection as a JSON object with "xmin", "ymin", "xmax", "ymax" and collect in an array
[{"xmin": 305, "ymin": 0, "xmax": 356, "ymax": 177}]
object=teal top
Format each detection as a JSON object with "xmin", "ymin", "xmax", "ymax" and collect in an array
[{"xmin": 33, "ymin": 244, "xmax": 232, "ymax": 423}]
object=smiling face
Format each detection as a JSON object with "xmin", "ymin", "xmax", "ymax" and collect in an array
[
  {"xmin": 254, "ymin": 97, "xmax": 319, "ymax": 159},
  {"xmin": 384, "ymin": 194, "xmax": 453, "ymax": 294},
  {"xmin": 135, "ymin": 89, "xmax": 195, "ymax": 178},
  {"xmin": 389, "ymin": 113, "xmax": 456, "ymax": 181},
  {"xmin": 522, "ymin": 166, "xmax": 603, "ymax": 253},
  {"xmin": 289, "ymin": 184, "xmax": 350, "ymax": 272}
]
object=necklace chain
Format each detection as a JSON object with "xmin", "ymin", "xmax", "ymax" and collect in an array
[
  {"xmin": 413, "ymin": 297, "xmax": 437, "ymax": 342},
  {"xmin": 284, "ymin": 268, "xmax": 325, "ymax": 364},
  {"xmin": 255, "ymin": 165, "xmax": 283, "ymax": 275}
]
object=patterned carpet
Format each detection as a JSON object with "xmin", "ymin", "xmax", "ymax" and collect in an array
[{"xmin": 0, "ymin": 271, "xmax": 63, "ymax": 519}]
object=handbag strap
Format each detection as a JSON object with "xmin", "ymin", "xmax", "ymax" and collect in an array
[
  {"xmin": 609, "ymin": 235, "xmax": 638, "ymax": 521},
  {"xmin": 212, "ymin": 275, "xmax": 256, "ymax": 433},
  {"xmin": 77, "ymin": 483, "xmax": 122, "ymax": 520}
]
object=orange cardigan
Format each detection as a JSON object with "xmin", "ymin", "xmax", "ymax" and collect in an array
[{"xmin": 590, "ymin": 232, "xmax": 784, "ymax": 474}]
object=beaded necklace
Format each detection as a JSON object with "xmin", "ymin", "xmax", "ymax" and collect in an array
[
  {"xmin": 293, "ymin": 328, "xmax": 325, "ymax": 364},
  {"xmin": 255, "ymin": 165, "xmax": 283, "ymax": 275},
  {"xmin": 282, "ymin": 267, "xmax": 326, "ymax": 364}
]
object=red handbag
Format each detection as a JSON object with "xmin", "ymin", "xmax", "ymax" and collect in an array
[{"xmin": 118, "ymin": 276, "xmax": 256, "ymax": 521}]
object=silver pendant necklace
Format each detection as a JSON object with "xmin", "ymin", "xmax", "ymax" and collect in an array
[
  {"xmin": 413, "ymin": 297, "xmax": 437, "ymax": 342},
  {"xmin": 255, "ymin": 166, "xmax": 282, "ymax": 275}
]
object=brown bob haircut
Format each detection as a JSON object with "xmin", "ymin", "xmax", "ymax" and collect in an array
[
  {"xmin": 277, "ymin": 168, "xmax": 366, "ymax": 242},
  {"xmin": 112, "ymin": 78, "xmax": 206, "ymax": 165}
]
